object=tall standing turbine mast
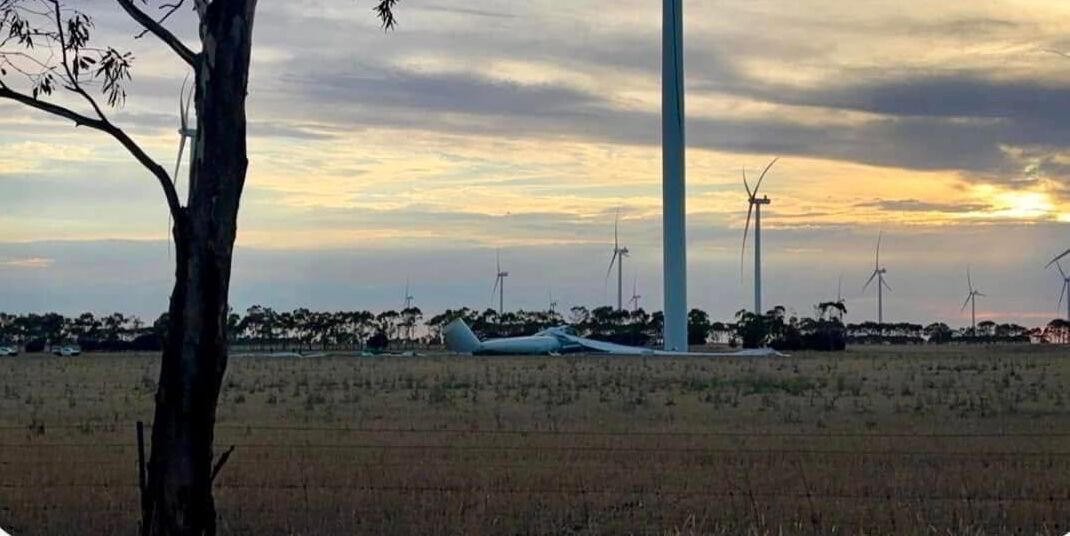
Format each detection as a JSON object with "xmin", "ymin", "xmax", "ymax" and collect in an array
[
  {"xmin": 741, "ymin": 158, "xmax": 779, "ymax": 314},
  {"xmin": 961, "ymin": 267, "xmax": 985, "ymax": 335},
  {"xmin": 492, "ymin": 250, "xmax": 509, "ymax": 316},
  {"xmin": 662, "ymin": 0, "xmax": 687, "ymax": 350},
  {"xmin": 606, "ymin": 210, "xmax": 630, "ymax": 311},
  {"xmin": 863, "ymin": 232, "xmax": 891, "ymax": 324}
]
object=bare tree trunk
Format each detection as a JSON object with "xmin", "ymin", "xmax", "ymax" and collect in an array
[{"xmin": 143, "ymin": 2, "xmax": 257, "ymax": 534}]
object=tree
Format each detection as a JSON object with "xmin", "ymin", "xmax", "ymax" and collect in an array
[{"xmin": 0, "ymin": 1, "xmax": 400, "ymax": 533}]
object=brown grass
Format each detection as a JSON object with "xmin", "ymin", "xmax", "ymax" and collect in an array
[{"xmin": 1, "ymin": 344, "xmax": 1068, "ymax": 535}]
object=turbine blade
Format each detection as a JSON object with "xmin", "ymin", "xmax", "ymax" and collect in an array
[
  {"xmin": 967, "ymin": 267, "xmax": 973, "ymax": 293},
  {"xmin": 741, "ymin": 203, "xmax": 754, "ymax": 276},
  {"xmin": 491, "ymin": 276, "xmax": 500, "ymax": 298},
  {"xmin": 1058, "ymin": 261, "xmax": 1067, "ymax": 279},
  {"xmin": 882, "ymin": 277, "xmax": 892, "ymax": 292},
  {"xmin": 742, "ymin": 167, "xmax": 752, "ymax": 198},
  {"xmin": 606, "ymin": 251, "xmax": 618, "ymax": 281},
  {"xmin": 837, "ymin": 273, "xmax": 843, "ymax": 301},
  {"xmin": 961, "ymin": 294, "xmax": 972, "ymax": 311},
  {"xmin": 1060, "ymin": 280, "xmax": 1068, "ymax": 310},
  {"xmin": 863, "ymin": 270, "xmax": 877, "ymax": 291},
  {"xmin": 173, "ymin": 135, "xmax": 187, "ymax": 185},
  {"xmin": 876, "ymin": 231, "xmax": 883, "ymax": 268},
  {"xmin": 752, "ymin": 156, "xmax": 779, "ymax": 195},
  {"xmin": 496, "ymin": 249, "xmax": 501, "ymax": 273},
  {"xmin": 1046, "ymin": 248, "xmax": 1070, "ymax": 268},
  {"xmin": 614, "ymin": 208, "xmax": 620, "ymax": 248}
]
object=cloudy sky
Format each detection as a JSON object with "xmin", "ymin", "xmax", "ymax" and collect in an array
[{"xmin": 2, "ymin": 0, "xmax": 1070, "ymax": 326}]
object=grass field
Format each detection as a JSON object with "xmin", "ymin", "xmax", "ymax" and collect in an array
[{"xmin": 1, "ymin": 345, "xmax": 1068, "ymax": 535}]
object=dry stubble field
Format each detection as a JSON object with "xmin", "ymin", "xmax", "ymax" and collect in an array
[{"xmin": 0, "ymin": 345, "xmax": 1068, "ymax": 535}]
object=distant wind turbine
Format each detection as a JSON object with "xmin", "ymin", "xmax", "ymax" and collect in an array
[
  {"xmin": 606, "ymin": 209, "xmax": 630, "ymax": 311},
  {"xmin": 548, "ymin": 289, "xmax": 558, "ymax": 314},
  {"xmin": 492, "ymin": 250, "xmax": 509, "ymax": 315},
  {"xmin": 961, "ymin": 267, "xmax": 985, "ymax": 334},
  {"xmin": 629, "ymin": 276, "xmax": 641, "ymax": 312},
  {"xmin": 403, "ymin": 279, "xmax": 414, "ymax": 309},
  {"xmin": 741, "ymin": 157, "xmax": 779, "ymax": 314},
  {"xmin": 402, "ymin": 279, "xmax": 415, "ymax": 341},
  {"xmin": 168, "ymin": 77, "xmax": 196, "ymax": 258},
  {"xmin": 862, "ymin": 232, "xmax": 891, "ymax": 324},
  {"xmin": 1046, "ymin": 254, "xmax": 1070, "ymax": 321}
]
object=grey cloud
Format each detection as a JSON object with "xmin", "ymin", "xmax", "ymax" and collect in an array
[{"xmin": 855, "ymin": 199, "xmax": 993, "ymax": 213}]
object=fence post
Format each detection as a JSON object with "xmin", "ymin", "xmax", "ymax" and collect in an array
[{"xmin": 136, "ymin": 421, "xmax": 148, "ymax": 536}]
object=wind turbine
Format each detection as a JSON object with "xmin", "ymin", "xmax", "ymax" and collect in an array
[
  {"xmin": 402, "ymin": 279, "xmax": 416, "ymax": 342},
  {"xmin": 862, "ymin": 232, "xmax": 891, "ymax": 324},
  {"xmin": 491, "ymin": 250, "xmax": 509, "ymax": 315},
  {"xmin": 606, "ymin": 210, "xmax": 630, "ymax": 311},
  {"xmin": 548, "ymin": 289, "xmax": 558, "ymax": 314},
  {"xmin": 662, "ymin": 0, "xmax": 687, "ymax": 351},
  {"xmin": 1046, "ymin": 256, "xmax": 1070, "ymax": 321},
  {"xmin": 741, "ymin": 157, "xmax": 779, "ymax": 314},
  {"xmin": 961, "ymin": 267, "xmax": 985, "ymax": 335},
  {"xmin": 403, "ymin": 279, "xmax": 414, "ymax": 309},
  {"xmin": 168, "ymin": 77, "xmax": 196, "ymax": 257},
  {"xmin": 629, "ymin": 276, "xmax": 642, "ymax": 312}
]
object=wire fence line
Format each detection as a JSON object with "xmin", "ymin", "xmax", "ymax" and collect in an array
[
  {"xmin": 2, "ymin": 423, "xmax": 1069, "ymax": 438},
  {"xmin": 1, "ymin": 482, "xmax": 1067, "ymax": 503},
  {"xmin": 2, "ymin": 442, "xmax": 1070, "ymax": 458}
]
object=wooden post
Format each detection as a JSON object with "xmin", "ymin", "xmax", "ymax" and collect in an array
[{"xmin": 136, "ymin": 420, "xmax": 148, "ymax": 536}]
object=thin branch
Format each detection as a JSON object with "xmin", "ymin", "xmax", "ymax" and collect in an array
[
  {"xmin": 0, "ymin": 81, "xmax": 182, "ymax": 219},
  {"xmin": 114, "ymin": 0, "xmax": 195, "ymax": 67},
  {"xmin": 134, "ymin": 0, "xmax": 184, "ymax": 39}
]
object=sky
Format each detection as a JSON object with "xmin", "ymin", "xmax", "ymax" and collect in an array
[{"xmin": 2, "ymin": 0, "xmax": 1070, "ymax": 326}]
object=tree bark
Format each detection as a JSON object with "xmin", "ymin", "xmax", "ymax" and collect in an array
[{"xmin": 143, "ymin": 2, "xmax": 257, "ymax": 534}]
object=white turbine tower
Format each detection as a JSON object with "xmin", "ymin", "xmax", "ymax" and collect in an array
[
  {"xmin": 862, "ymin": 232, "xmax": 891, "ymax": 324},
  {"xmin": 961, "ymin": 267, "xmax": 985, "ymax": 335},
  {"xmin": 606, "ymin": 210, "xmax": 630, "ymax": 311},
  {"xmin": 168, "ymin": 77, "xmax": 196, "ymax": 257},
  {"xmin": 740, "ymin": 157, "xmax": 779, "ymax": 314},
  {"xmin": 1046, "ymin": 251, "xmax": 1070, "ymax": 320},
  {"xmin": 492, "ymin": 250, "xmax": 509, "ymax": 315},
  {"xmin": 662, "ymin": 0, "xmax": 687, "ymax": 351},
  {"xmin": 629, "ymin": 276, "xmax": 642, "ymax": 312}
]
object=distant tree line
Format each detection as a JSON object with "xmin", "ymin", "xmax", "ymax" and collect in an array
[{"xmin": 0, "ymin": 307, "xmax": 1066, "ymax": 353}]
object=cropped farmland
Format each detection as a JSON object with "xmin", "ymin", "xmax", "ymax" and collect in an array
[{"xmin": 1, "ymin": 345, "xmax": 1067, "ymax": 535}]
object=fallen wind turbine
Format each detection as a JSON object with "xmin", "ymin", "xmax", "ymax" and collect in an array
[
  {"xmin": 862, "ymin": 232, "xmax": 891, "ymax": 324},
  {"xmin": 961, "ymin": 267, "xmax": 985, "ymax": 335},
  {"xmin": 606, "ymin": 209, "xmax": 630, "ymax": 311},
  {"xmin": 741, "ymin": 157, "xmax": 779, "ymax": 314},
  {"xmin": 492, "ymin": 250, "xmax": 509, "ymax": 315}
]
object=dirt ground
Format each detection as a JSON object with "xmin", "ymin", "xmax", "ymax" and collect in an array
[{"xmin": 1, "ymin": 344, "xmax": 1068, "ymax": 535}]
